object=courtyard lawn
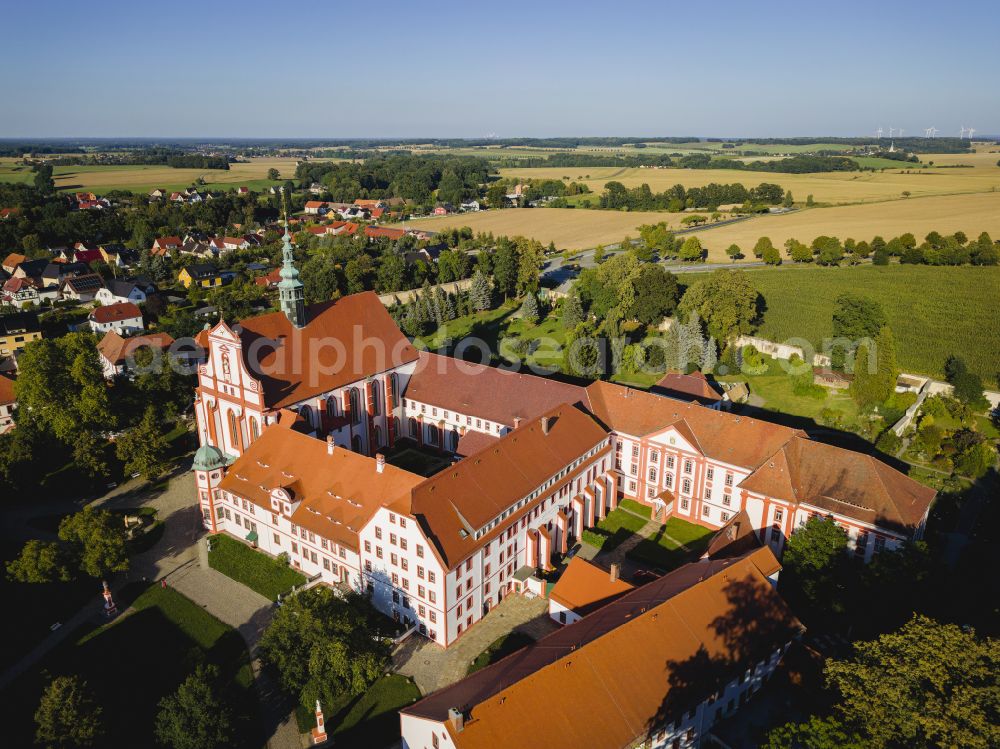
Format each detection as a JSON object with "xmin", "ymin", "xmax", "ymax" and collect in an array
[
  {"xmin": 619, "ymin": 497, "xmax": 654, "ymax": 519},
  {"xmin": 626, "ymin": 518, "xmax": 715, "ymax": 571},
  {"xmin": 3, "ymin": 584, "xmax": 260, "ymax": 748},
  {"xmin": 580, "ymin": 507, "xmax": 649, "ymax": 551},
  {"xmin": 296, "ymin": 674, "xmax": 421, "ymax": 748},
  {"xmin": 467, "ymin": 631, "xmax": 536, "ymax": 675},
  {"xmin": 208, "ymin": 533, "xmax": 306, "ymax": 601}
]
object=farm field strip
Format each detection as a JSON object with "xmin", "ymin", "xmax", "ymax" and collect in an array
[{"xmin": 678, "ymin": 265, "xmax": 1000, "ymax": 380}]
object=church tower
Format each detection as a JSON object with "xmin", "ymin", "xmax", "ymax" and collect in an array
[{"xmin": 278, "ymin": 204, "xmax": 306, "ymax": 327}]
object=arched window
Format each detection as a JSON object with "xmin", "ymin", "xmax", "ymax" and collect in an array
[
  {"xmin": 374, "ymin": 425, "xmax": 383, "ymax": 448},
  {"xmin": 228, "ymin": 411, "xmax": 240, "ymax": 449},
  {"xmin": 300, "ymin": 405, "xmax": 312, "ymax": 427},
  {"xmin": 393, "ymin": 417, "xmax": 400, "ymax": 442},
  {"xmin": 250, "ymin": 418, "xmax": 260, "ymax": 442},
  {"xmin": 450, "ymin": 430, "xmax": 460, "ymax": 451},
  {"xmin": 371, "ymin": 380, "xmax": 382, "ymax": 417},
  {"xmin": 408, "ymin": 417, "xmax": 418, "ymax": 439},
  {"xmin": 427, "ymin": 425, "xmax": 439, "ymax": 446},
  {"xmin": 349, "ymin": 388, "xmax": 361, "ymax": 424},
  {"xmin": 389, "ymin": 373, "xmax": 399, "ymax": 410},
  {"xmin": 326, "ymin": 397, "xmax": 338, "ymax": 419},
  {"xmin": 352, "ymin": 435, "xmax": 363, "ymax": 453}
]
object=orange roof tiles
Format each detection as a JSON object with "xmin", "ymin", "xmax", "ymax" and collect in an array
[
  {"xmin": 548, "ymin": 557, "xmax": 633, "ymax": 616},
  {"xmin": 740, "ymin": 435, "xmax": 936, "ymax": 532},
  {"xmin": 218, "ymin": 423, "xmax": 424, "ymax": 552},
  {"xmin": 97, "ymin": 331, "xmax": 175, "ymax": 366},
  {"xmin": 2, "ymin": 253, "xmax": 27, "ymax": 271},
  {"xmin": 90, "ymin": 301, "xmax": 141, "ymax": 324},
  {"xmin": 0, "ymin": 374, "xmax": 15, "ymax": 406},
  {"xmin": 404, "ymin": 547, "xmax": 800, "ymax": 749},
  {"xmin": 585, "ymin": 380, "xmax": 802, "ymax": 469},
  {"xmin": 653, "ymin": 370, "xmax": 724, "ymax": 404},
  {"xmin": 233, "ymin": 292, "xmax": 419, "ymax": 409},
  {"xmin": 408, "ymin": 404, "xmax": 609, "ymax": 569}
]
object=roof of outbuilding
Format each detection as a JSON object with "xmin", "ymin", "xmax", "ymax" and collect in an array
[
  {"xmin": 548, "ymin": 557, "xmax": 634, "ymax": 616},
  {"xmin": 653, "ymin": 370, "xmax": 724, "ymax": 404},
  {"xmin": 90, "ymin": 301, "xmax": 141, "ymax": 324},
  {"xmin": 96, "ymin": 330, "xmax": 174, "ymax": 366},
  {"xmin": 403, "ymin": 547, "xmax": 800, "ymax": 749}
]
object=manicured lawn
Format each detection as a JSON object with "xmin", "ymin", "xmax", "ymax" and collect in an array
[
  {"xmin": 208, "ymin": 533, "xmax": 306, "ymax": 601},
  {"xmin": 581, "ymin": 507, "xmax": 648, "ymax": 552},
  {"xmin": 619, "ymin": 498, "xmax": 653, "ymax": 519},
  {"xmin": 296, "ymin": 674, "xmax": 421, "ymax": 748},
  {"xmin": 2, "ymin": 584, "xmax": 260, "ymax": 748},
  {"xmin": 627, "ymin": 518, "xmax": 715, "ymax": 571},
  {"xmin": 417, "ymin": 303, "xmax": 517, "ymax": 351},
  {"xmin": 467, "ymin": 631, "xmax": 536, "ymax": 675}
]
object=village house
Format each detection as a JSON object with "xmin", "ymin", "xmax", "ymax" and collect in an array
[
  {"xmin": 0, "ymin": 373, "xmax": 16, "ymax": 433},
  {"xmin": 89, "ymin": 301, "xmax": 144, "ymax": 335},
  {"xmin": 12, "ymin": 258, "xmax": 48, "ymax": 282},
  {"xmin": 59, "ymin": 273, "xmax": 105, "ymax": 302},
  {"xmin": 151, "ymin": 236, "xmax": 183, "ymax": 255},
  {"xmin": 41, "ymin": 261, "xmax": 89, "ymax": 289},
  {"xmin": 96, "ymin": 330, "xmax": 175, "ymax": 379},
  {"xmin": 400, "ymin": 546, "xmax": 801, "ymax": 749},
  {"xmin": 432, "ymin": 202, "xmax": 455, "ymax": 215},
  {"xmin": 95, "ymin": 279, "xmax": 149, "ymax": 307},
  {"xmin": 0, "ymin": 311, "xmax": 42, "ymax": 356},
  {"xmin": 99, "ymin": 243, "xmax": 140, "ymax": 268},
  {"xmin": 178, "ymin": 264, "xmax": 224, "ymax": 289},
  {"xmin": 2, "ymin": 253, "xmax": 26, "ymax": 274},
  {"xmin": 1, "ymin": 277, "xmax": 41, "ymax": 307}
]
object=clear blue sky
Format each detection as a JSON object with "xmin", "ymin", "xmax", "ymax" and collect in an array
[{"xmin": 3, "ymin": 0, "xmax": 997, "ymax": 138}]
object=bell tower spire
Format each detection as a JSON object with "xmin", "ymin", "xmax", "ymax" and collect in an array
[{"xmin": 278, "ymin": 188, "xmax": 306, "ymax": 328}]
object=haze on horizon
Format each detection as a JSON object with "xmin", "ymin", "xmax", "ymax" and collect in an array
[{"xmin": 3, "ymin": 0, "xmax": 997, "ymax": 139}]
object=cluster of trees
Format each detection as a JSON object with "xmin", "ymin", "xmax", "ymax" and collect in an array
[
  {"xmin": 258, "ymin": 588, "xmax": 391, "ymax": 726},
  {"xmin": 756, "ymin": 231, "xmax": 999, "ymax": 267},
  {"xmin": 486, "ymin": 177, "xmax": 590, "ymax": 208},
  {"xmin": 634, "ymin": 223, "xmax": 705, "ymax": 261},
  {"xmin": 598, "ymin": 180, "xmax": 784, "ymax": 211},
  {"xmin": 0, "ymin": 332, "xmax": 190, "ymax": 495},
  {"xmin": 17, "ymin": 148, "xmax": 230, "ymax": 170},
  {"xmin": 294, "ymin": 154, "xmax": 491, "ymax": 205},
  {"xmin": 574, "ymin": 253, "xmax": 680, "ymax": 335},
  {"xmin": 675, "ymin": 153, "xmax": 860, "ymax": 173},
  {"xmin": 766, "ymin": 515, "xmax": 999, "ymax": 748}
]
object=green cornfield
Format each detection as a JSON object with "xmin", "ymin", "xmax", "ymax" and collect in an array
[{"xmin": 680, "ymin": 265, "xmax": 1000, "ymax": 381}]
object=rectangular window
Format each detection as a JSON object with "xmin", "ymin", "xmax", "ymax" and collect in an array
[
  {"xmin": 417, "ymin": 566, "xmax": 424, "ymax": 579},
  {"xmin": 703, "ymin": 505, "xmax": 711, "ymax": 517},
  {"xmin": 390, "ymin": 533, "xmax": 397, "ymax": 546},
  {"xmin": 428, "ymin": 571, "xmax": 436, "ymax": 584},
  {"xmin": 649, "ymin": 450, "xmax": 659, "ymax": 464},
  {"xmin": 706, "ymin": 467, "xmax": 714, "ymax": 481},
  {"xmin": 725, "ymin": 473, "xmax": 734, "ymax": 487},
  {"xmin": 390, "ymin": 553, "xmax": 398, "ymax": 566},
  {"xmin": 375, "ymin": 527, "xmax": 382, "ymax": 539},
  {"xmin": 682, "ymin": 479, "xmax": 691, "ymax": 495},
  {"xmin": 416, "ymin": 545, "xmax": 424, "ymax": 558},
  {"xmin": 364, "ymin": 540, "xmax": 371, "ymax": 552},
  {"xmin": 666, "ymin": 455, "xmax": 675, "ymax": 469},
  {"xmin": 723, "ymin": 495, "xmax": 731, "ymax": 507},
  {"xmin": 684, "ymin": 460, "xmax": 692, "ymax": 474},
  {"xmin": 648, "ymin": 468, "xmax": 657, "ymax": 482},
  {"xmin": 774, "ymin": 508, "xmax": 784, "ymax": 523},
  {"xmin": 665, "ymin": 474, "xmax": 673, "ymax": 489},
  {"xmin": 681, "ymin": 498, "xmax": 689, "ymax": 511},
  {"xmin": 376, "ymin": 546, "xmax": 383, "ymax": 559},
  {"xmin": 400, "ymin": 538, "xmax": 407, "ymax": 551},
  {"xmin": 721, "ymin": 512, "xmax": 730, "ymax": 522}
]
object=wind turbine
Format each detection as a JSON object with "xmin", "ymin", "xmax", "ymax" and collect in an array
[
  {"xmin": 888, "ymin": 126, "xmax": 895, "ymax": 137},
  {"xmin": 959, "ymin": 126, "xmax": 967, "ymax": 138},
  {"xmin": 967, "ymin": 127, "xmax": 976, "ymax": 140},
  {"xmin": 924, "ymin": 127, "xmax": 932, "ymax": 137},
  {"xmin": 898, "ymin": 128, "xmax": 905, "ymax": 137},
  {"xmin": 876, "ymin": 127, "xmax": 883, "ymax": 139},
  {"xmin": 930, "ymin": 127, "xmax": 938, "ymax": 137}
]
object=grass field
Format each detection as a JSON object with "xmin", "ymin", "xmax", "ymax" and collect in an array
[
  {"xmin": 0, "ymin": 156, "xmax": 296, "ymax": 194},
  {"xmin": 499, "ymin": 162, "xmax": 1000, "ymax": 206},
  {"xmin": 679, "ymin": 264, "xmax": 1000, "ymax": 380},
  {"xmin": 405, "ymin": 207, "xmax": 688, "ymax": 250},
  {"xmin": 685, "ymin": 192, "xmax": 1000, "ymax": 261},
  {"xmin": 3, "ymin": 584, "xmax": 259, "ymax": 748},
  {"xmin": 208, "ymin": 533, "xmax": 306, "ymax": 600},
  {"xmin": 626, "ymin": 517, "xmax": 714, "ymax": 571},
  {"xmin": 581, "ymin": 507, "xmax": 650, "ymax": 551}
]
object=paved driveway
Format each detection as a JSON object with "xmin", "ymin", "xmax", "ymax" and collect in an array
[{"xmin": 393, "ymin": 594, "xmax": 557, "ymax": 695}]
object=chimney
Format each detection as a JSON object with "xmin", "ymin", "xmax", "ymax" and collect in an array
[
  {"xmin": 610, "ymin": 563, "xmax": 620, "ymax": 583},
  {"xmin": 448, "ymin": 707, "xmax": 464, "ymax": 733},
  {"xmin": 513, "ymin": 416, "xmax": 522, "ymax": 429},
  {"xmin": 541, "ymin": 416, "xmax": 551, "ymax": 435},
  {"xmin": 327, "ymin": 435, "xmax": 335, "ymax": 456},
  {"xmin": 376, "ymin": 453, "xmax": 386, "ymax": 474}
]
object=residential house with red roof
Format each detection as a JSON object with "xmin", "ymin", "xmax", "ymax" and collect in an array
[
  {"xmin": 96, "ymin": 330, "xmax": 175, "ymax": 379},
  {"xmin": 89, "ymin": 301, "xmax": 144, "ymax": 335},
  {"xmin": 0, "ymin": 374, "xmax": 16, "ymax": 433}
]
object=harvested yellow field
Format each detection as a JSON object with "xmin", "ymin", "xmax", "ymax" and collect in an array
[
  {"xmin": 404, "ymin": 208, "xmax": 683, "ymax": 250},
  {"xmin": 499, "ymin": 162, "xmax": 1000, "ymax": 205},
  {"xmin": 687, "ymin": 192, "xmax": 1000, "ymax": 261}
]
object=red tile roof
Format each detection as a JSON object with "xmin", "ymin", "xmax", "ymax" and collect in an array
[
  {"xmin": 232, "ymin": 291, "xmax": 419, "ymax": 409},
  {"xmin": 2, "ymin": 253, "xmax": 26, "ymax": 271},
  {"xmin": 653, "ymin": 370, "xmax": 724, "ymax": 404},
  {"xmin": 407, "ymin": 404, "xmax": 609, "ymax": 568},
  {"xmin": 406, "ymin": 352, "xmax": 588, "ymax": 428},
  {"xmin": 218, "ymin": 421, "xmax": 424, "ymax": 552},
  {"xmin": 0, "ymin": 374, "xmax": 15, "ymax": 406},
  {"xmin": 364, "ymin": 226, "xmax": 406, "ymax": 240},
  {"xmin": 740, "ymin": 435, "xmax": 936, "ymax": 532},
  {"xmin": 90, "ymin": 302, "xmax": 142, "ymax": 325},
  {"xmin": 97, "ymin": 331, "xmax": 174, "ymax": 366},
  {"xmin": 404, "ymin": 547, "xmax": 800, "ymax": 749},
  {"xmin": 548, "ymin": 557, "xmax": 633, "ymax": 616}
]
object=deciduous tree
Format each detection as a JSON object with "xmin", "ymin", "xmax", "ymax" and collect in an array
[
  {"xmin": 155, "ymin": 665, "xmax": 233, "ymax": 749},
  {"xmin": 34, "ymin": 675, "xmax": 103, "ymax": 748}
]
